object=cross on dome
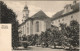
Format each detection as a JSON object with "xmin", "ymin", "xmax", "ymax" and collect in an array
[{"xmin": 24, "ymin": 1, "xmax": 28, "ymax": 9}]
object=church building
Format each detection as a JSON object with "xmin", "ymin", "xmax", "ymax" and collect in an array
[{"xmin": 18, "ymin": 5, "xmax": 51, "ymax": 40}]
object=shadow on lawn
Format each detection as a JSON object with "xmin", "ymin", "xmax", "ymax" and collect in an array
[
  {"xmin": 13, "ymin": 46, "xmax": 33, "ymax": 50},
  {"xmin": 65, "ymin": 49, "xmax": 79, "ymax": 51}
]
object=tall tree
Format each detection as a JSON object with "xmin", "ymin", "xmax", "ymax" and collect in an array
[
  {"xmin": 59, "ymin": 20, "xmax": 79, "ymax": 49},
  {"xmin": 0, "ymin": 1, "xmax": 19, "ymax": 49},
  {"xmin": 69, "ymin": 20, "xmax": 79, "ymax": 47}
]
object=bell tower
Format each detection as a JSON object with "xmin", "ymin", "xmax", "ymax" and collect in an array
[{"xmin": 22, "ymin": 3, "xmax": 29, "ymax": 22}]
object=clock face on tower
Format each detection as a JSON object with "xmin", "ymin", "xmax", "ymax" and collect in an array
[
  {"xmin": 23, "ymin": 10, "xmax": 29, "ymax": 17},
  {"xmin": 26, "ymin": 11, "xmax": 29, "ymax": 14},
  {"xmin": 23, "ymin": 12, "xmax": 26, "ymax": 17},
  {"xmin": 22, "ymin": 6, "xmax": 29, "ymax": 21}
]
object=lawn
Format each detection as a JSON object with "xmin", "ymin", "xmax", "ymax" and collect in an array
[{"xmin": 65, "ymin": 49, "xmax": 79, "ymax": 51}]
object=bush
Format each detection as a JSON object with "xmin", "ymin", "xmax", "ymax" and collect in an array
[{"xmin": 23, "ymin": 42, "xmax": 29, "ymax": 48}]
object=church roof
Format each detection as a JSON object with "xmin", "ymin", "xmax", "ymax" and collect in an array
[
  {"xmin": 19, "ymin": 17, "xmax": 33, "ymax": 27},
  {"xmin": 31, "ymin": 10, "xmax": 49, "ymax": 19},
  {"xmin": 51, "ymin": 10, "xmax": 64, "ymax": 20},
  {"xmin": 19, "ymin": 10, "xmax": 50, "ymax": 26},
  {"xmin": 51, "ymin": 2, "xmax": 79, "ymax": 21}
]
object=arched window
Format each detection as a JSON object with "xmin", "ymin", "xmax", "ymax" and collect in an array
[
  {"xmin": 27, "ymin": 27, "xmax": 29, "ymax": 34},
  {"xmin": 36, "ymin": 21, "xmax": 39, "ymax": 32}
]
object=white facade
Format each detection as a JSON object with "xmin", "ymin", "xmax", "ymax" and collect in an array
[
  {"xmin": 33, "ymin": 20, "xmax": 46, "ymax": 35},
  {"xmin": 18, "ymin": 5, "xmax": 51, "ymax": 38},
  {"xmin": 19, "ymin": 19, "xmax": 50, "ymax": 37},
  {"xmin": 51, "ymin": 1, "xmax": 79, "ymax": 27},
  {"xmin": 52, "ymin": 12, "xmax": 79, "ymax": 27}
]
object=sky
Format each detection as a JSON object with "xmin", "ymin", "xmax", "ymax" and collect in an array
[{"xmin": 3, "ymin": 1, "xmax": 74, "ymax": 24}]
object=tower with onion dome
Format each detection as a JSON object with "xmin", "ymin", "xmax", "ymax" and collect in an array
[{"xmin": 22, "ymin": 4, "xmax": 29, "ymax": 22}]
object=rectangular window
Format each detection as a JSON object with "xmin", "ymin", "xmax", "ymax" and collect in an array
[
  {"xmin": 23, "ymin": 27, "xmax": 24, "ymax": 34},
  {"xmin": 52, "ymin": 22, "xmax": 54, "ymax": 24},
  {"xmin": 58, "ymin": 20, "xmax": 60, "ymax": 22},
  {"xmin": 25, "ymin": 25, "xmax": 26, "ymax": 34},
  {"xmin": 62, "ymin": 19, "xmax": 64, "ymax": 21},
  {"xmin": 71, "ymin": 16, "xmax": 73, "ymax": 18}
]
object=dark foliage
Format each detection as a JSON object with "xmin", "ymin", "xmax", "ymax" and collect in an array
[
  {"xmin": 23, "ymin": 42, "xmax": 29, "ymax": 48},
  {"xmin": 60, "ymin": 20, "xmax": 79, "ymax": 49},
  {"xmin": 0, "ymin": 1, "xmax": 19, "ymax": 49}
]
